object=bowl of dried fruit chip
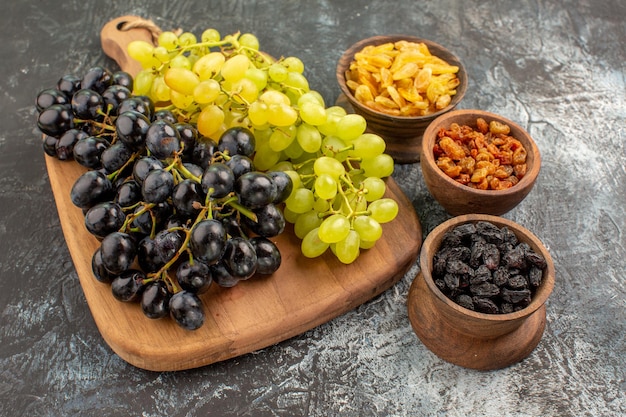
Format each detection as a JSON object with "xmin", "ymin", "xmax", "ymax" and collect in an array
[
  {"xmin": 420, "ymin": 109, "xmax": 541, "ymax": 216},
  {"xmin": 407, "ymin": 214, "xmax": 555, "ymax": 370},
  {"xmin": 336, "ymin": 35, "xmax": 468, "ymax": 163}
]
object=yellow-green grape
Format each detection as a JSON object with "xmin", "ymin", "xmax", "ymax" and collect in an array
[
  {"xmin": 170, "ymin": 90, "xmax": 195, "ymax": 110},
  {"xmin": 133, "ymin": 70, "xmax": 155, "ymax": 96},
  {"xmin": 221, "ymin": 54, "xmax": 250, "ymax": 83},
  {"xmin": 267, "ymin": 103, "xmax": 298, "ymax": 127},
  {"xmin": 128, "ymin": 40, "xmax": 159, "ymax": 68},
  {"xmin": 282, "ymin": 56, "xmax": 305, "ymax": 73},
  {"xmin": 169, "ymin": 55, "xmax": 192, "ymax": 70},
  {"xmin": 193, "ymin": 52, "xmax": 226, "ymax": 80},
  {"xmin": 239, "ymin": 33, "xmax": 260, "ymax": 50},
  {"xmin": 368, "ymin": 198, "xmax": 399, "ymax": 223},
  {"xmin": 321, "ymin": 135, "xmax": 349, "ymax": 162},
  {"xmin": 335, "ymin": 114, "xmax": 367, "ymax": 142},
  {"xmin": 294, "ymin": 210, "xmax": 323, "ymax": 239},
  {"xmin": 283, "ymin": 72, "xmax": 309, "ymax": 93},
  {"xmin": 158, "ymin": 31, "xmax": 179, "ymax": 50},
  {"xmin": 295, "ymin": 123, "xmax": 321, "ymax": 153},
  {"xmin": 253, "ymin": 140, "xmax": 281, "ymax": 171},
  {"xmin": 299, "ymin": 101, "xmax": 327, "ymax": 126},
  {"xmin": 197, "ymin": 104, "xmax": 225, "ymax": 137},
  {"xmin": 285, "ymin": 187, "xmax": 315, "ymax": 214},
  {"xmin": 313, "ymin": 197, "xmax": 330, "ymax": 213},
  {"xmin": 201, "ymin": 28, "xmax": 220, "ymax": 43},
  {"xmin": 360, "ymin": 154, "xmax": 394, "ymax": 178},
  {"xmin": 353, "ymin": 215, "xmax": 383, "ymax": 242},
  {"xmin": 359, "ymin": 239, "xmax": 377, "ymax": 249},
  {"xmin": 248, "ymin": 100, "xmax": 268, "ymax": 126},
  {"xmin": 313, "ymin": 155, "xmax": 345, "ymax": 178},
  {"xmin": 164, "ymin": 68, "xmax": 200, "ymax": 96},
  {"xmin": 193, "ymin": 79, "xmax": 221, "ymax": 104},
  {"xmin": 230, "ymin": 78, "xmax": 259, "ymax": 103},
  {"xmin": 298, "ymin": 91, "xmax": 325, "ymax": 107},
  {"xmin": 318, "ymin": 105, "xmax": 347, "ymax": 136},
  {"xmin": 153, "ymin": 46, "xmax": 171, "ymax": 64},
  {"xmin": 245, "ymin": 67, "xmax": 268, "ymax": 91},
  {"xmin": 151, "ymin": 76, "xmax": 171, "ymax": 102},
  {"xmin": 178, "ymin": 32, "xmax": 198, "ymax": 47},
  {"xmin": 301, "ymin": 227, "xmax": 329, "ymax": 258},
  {"xmin": 340, "ymin": 193, "xmax": 367, "ymax": 216},
  {"xmin": 362, "ymin": 176, "xmax": 386, "ymax": 202},
  {"xmin": 318, "ymin": 214, "xmax": 351, "ymax": 243},
  {"xmin": 314, "ymin": 173, "xmax": 338, "ymax": 200},
  {"xmin": 351, "ymin": 133, "xmax": 386, "ymax": 159},
  {"xmin": 283, "ymin": 137, "xmax": 304, "ymax": 159},
  {"xmin": 335, "ymin": 230, "xmax": 361, "ymax": 264},
  {"xmin": 282, "ymin": 206, "xmax": 300, "ymax": 224},
  {"xmin": 259, "ymin": 90, "xmax": 290, "ymax": 105},
  {"xmin": 268, "ymin": 63, "xmax": 288, "ymax": 82},
  {"xmin": 269, "ymin": 125, "xmax": 297, "ymax": 152}
]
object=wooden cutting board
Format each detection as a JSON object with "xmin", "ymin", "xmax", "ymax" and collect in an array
[{"xmin": 44, "ymin": 16, "xmax": 422, "ymax": 371}]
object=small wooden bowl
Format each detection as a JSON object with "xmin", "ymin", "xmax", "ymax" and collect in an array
[
  {"xmin": 407, "ymin": 214, "xmax": 555, "ymax": 370},
  {"xmin": 336, "ymin": 35, "xmax": 467, "ymax": 164},
  {"xmin": 420, "ymin": 109, "xmax": 541, "ymax": 216}
]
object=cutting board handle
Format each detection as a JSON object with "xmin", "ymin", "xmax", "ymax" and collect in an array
[{"xmin": 100, "ymin": 15, "xmax": 160, "ymax": 76}]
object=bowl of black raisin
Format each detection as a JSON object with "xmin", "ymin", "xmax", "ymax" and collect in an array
[{"xmin": 407, "ymin": 214, "xmax": 555, "ymax": 370}]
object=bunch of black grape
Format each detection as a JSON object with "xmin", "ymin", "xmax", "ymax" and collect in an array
[{"xmin": 36, "ymin": 66, "xmax": 293, "ymax": 330}]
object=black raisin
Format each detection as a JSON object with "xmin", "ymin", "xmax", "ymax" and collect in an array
[
  {"xmin": 501, "ymin": 288, "xmax": 532, "ymax": 304},
  {"xmin": 507, "ymin": 274, "xmax": 528, "ymax": 289},
  {"xmin": 435, "ymin": 278, "xmax": 446, "ymax": 292},
  {"xmin": 446, "ymin": 260, "xmax": 473, "ymax": 275},
  {"xmin": 501, "ymin": 226, "xmax": 518, "ymax": 246},
  {"xmin": 475, "ymin": 221, "xmax": 504, "ymax": 245},
  {"xmin": 503, "ymin": 244, "xmax": 527, "ymax": 270},
  {"xmin": 470, "ymin": 264, "xmax": 492, "ymax": 285},
  {"xmin": 469, "ymin": 237, "xmax": 486, "ymax": 268},
  {"xmin": 525, "ymin": 249, "xmax": 547, "ymax": 269},
  {"xmin": 500, "ymin": 303, "xmax": 514, "ymax": 314},
  {"xmin": 456, "ymin": 294, "xmax": 474, "ymax": 310},
  {"xmin": 444, "ymin": 273, "xmax": 460, "ymax": 291},
  {"xmin": 482, "ymin": 243, "xmax": 500, "ymax": 270},
  {"xmin": 473, "ymin": 297, "xmax": 499, "ymax": 314},
  {"xmin": 452, "ymin": 223, "xmax": 477, "ymax": 242},
  {"xmin": 470, "ymin": 282, "xmax": 500, "ymax": 297},
  {"xmin": 493, "ymin": 266, "xmax": 509, "ymax": 286},
  {"xmin": 446, "ymin": 246, "xmax": 471, "ymax": 262},
  {"xmin": 440, "ymin": 231, "xmax": 462, "ymax": 248}
]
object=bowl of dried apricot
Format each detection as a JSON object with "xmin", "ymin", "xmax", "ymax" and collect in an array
[
  {"xmin": 420, "ymin": 109, "xmax": 541, "ymax": 216},
  {"xmin": 336, "ymin": 35, "xmax": 467, "ymax": 163},
  {"xmin": 407, "ymin": 214, "xmax": 555, "ymax": 370}
]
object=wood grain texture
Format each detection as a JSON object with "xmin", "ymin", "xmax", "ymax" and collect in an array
[{"xmin": 42, "ymin": 16, "xmax": 423, "ymax": 371}]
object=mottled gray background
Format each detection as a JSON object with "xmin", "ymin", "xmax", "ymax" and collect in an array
[{"xmin": 1, "ymin": 0, "xmax": 624, "ymax": 416}]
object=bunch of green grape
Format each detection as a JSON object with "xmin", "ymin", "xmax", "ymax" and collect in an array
[{"xmin": 126, "ymin": 29, "xmax": 399, "ymax": 264}]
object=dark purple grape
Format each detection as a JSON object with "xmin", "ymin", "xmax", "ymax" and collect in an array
[
  {"xmin": 222, "ymin": 237, "xmax": 257, "ymax": 279},
  {"xmin": 111, "ymin": 269, "xmax": 145, "ymax": 302},
  {"xmin": 249, "ymin": 236, "xmax": 281, "ymax": 275},
  {"xmin": 131, "ymin": 202, "xmax": 172, "ymax": 235},
  {"xmin": 99, "ymin": 232, "xmax": 137, "ymax": 275},
  {"xmin": 92, "ymin": 248, "xmax": 116, "ymax": 283},
  {"xmin": 153, "ymin": 229, "xmax": 185, "ymax": 264},
  {"xmin": 56, "ymin": 75, "xmax": 82, "ymax": 98},
  {"xmin": 242, "ymin": 203, "xmax": 285, "ymax": 238},
  {"xmin": 132, "ymin": 155, "xmax": 163, "ymax": 185},
  {"xmin": 56, "ymin": 128, "xmax": 88, "ymax": 160},
  {"xmin": 84, "ymin": 201, "xmax": 125, "ymax": 239},
  {"xmin": 102, "ymin": 85, "xmax": 132, "ymax": 115},
  {"xmin": 101, "ymin": 142, "xmax": 133, "ymax": 174},
  {"xmin": 182, "ymin": 162, "xmax": 204, "ymax": 180},
  {"xmin": 112, "ymin": 71, "xmax": 133, "ymax": 91},
  {"xmin": 176, "ymin": 259, "xmax": 212, "ymax": 294},
  {"xmin": 210, "ymin": 261, "xmax": 240, "ymax": 287},
  {"xmin": 141, "ymin": 280, "xmax": 171, "ymax": 319},
  {"xmin": 114, "ymin": 179, "xmax": 142, "ymax": 208},
  {"xmin": 235, "ymin": 171, "xmax": 277, "ymax": 209},
  {"xmin": 190, "ymin": 219, "xmax": 226, "ymax": 264},
  {"xmin": 142, "ymin": 169, "xmax": 174, "ymax": 203},
  {"xmin": 117, "ymin": 97, "xmax": 152, "ymax": 119},
  {"xmin": 71, "ymin": 88, "xmax": 105, "ymax": 120},
  {"xmin": 169, "ymin": 291, "xmax": 205, "ymax": 330},
  {"xmin": 115, "ymin": 110, "xmax": 151, "ymax": 149},
  {"xmin": 80, "ymin": 66, "xmax": 112, "ymax": 94},
  {"xmin": 172, "ymin": 179, "xmax": 205, "ymax": 217},
  {"xmin": 70, "ymin": 169, "xmax": 114, "ymax": 209},
  {"xmin": 153, "ymin": 109, "xmax": 177, "ymax": 124},
  {"xmin": 226, "ymin": 154, "xmax": 254, "ymax": 179},
  {"xmin": 37, "ymin": 103, "xmax": 74, "ymax": 137},
  {"xmin": 137, "ymin": 236, "xmax": 165, "ymax": 273},
  {"xmin": 73, "ymin": 135, "xmax": 110, "ymax": 168},
  {"xmin": 36, "ymin": 88, "xmax": 69, "ymax": 112},
  {"xmin": 201, "ymin": 162, "xmax": 235, "ymax": 198},
  {"xmin": 218, "ymin": 127, "xmax": 255, "ymax": 157},
  {"xmin": 174, "ymin": 122, "xmax": 198, "ymax": 158},
  {"xmin": 192, "ymin": 138, "xmax": 218, "ymax": 169},
  {"xmin": 146, "ymin": 119, "xmax": 181, "ymax": 159},
  {"xmin": 42, "ymin": 134, "xmax": 59, "ymax": 157},
  {"xmin": 267, "ymin": 171, "xmax": 293, "ymax": 203}
]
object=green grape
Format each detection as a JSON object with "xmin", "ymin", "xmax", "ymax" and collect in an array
[
  {"xmin": 245, "ymin": 67, "xmax": 268, "ymax": 91},
  {"xmin": 297, "ymin": 91, "xmax": 325, "ymax": 107},
  {"xmin": 170, "ymin": 55, "xmax": 192, "ymax": 70},
  {"xmin": 267, "ymin": 103, "xmax": 298, "ymax": 127},
  {"xmin": 239, "ymin": 33, "xmax": 260, "ymax": 50},
  {"xmin": 259, "ymin": 90, "xmax": 290, "ymax": 105},
  {"xmin": 269, "ymin": 125, "xmax": 297, "ymax": 152},
  {"xmin": 133, "ymin": 70, "xmax": 155, "ymax": 95},
  {"xmin": 336, "ymin": 114, "xmax": 367, "ymax": 142},
  {"xmin": 318, "ymin": 214, "xmax": 350, "ymax": 243},
  {"xmin": 360, "ymin": 154, "xmax": 394, "ymax": 178},
  {"xmin": 353, "ymin": 215, "xmax": 383, "ymax": 242},
  {"xmin": 197, "ymin": 104, "xmax": 225, "ymax": 137},
  {"xmin": 158, "ymin": 31, "xmax": 179, "ymax": 50},
  {"xmin": 340, "ymin": 193, "xmax": 367, "ymax": 216},
  {"xmin": 362, "ymin": 176, "xmax": 387, "ymax": 202},
  {"xmin": 294, "ymin": 210, "xmax": 323, "ymax": 239},
  {"xmin": 302, "ymin": 227, "xmax": 329, "ymax": 258},
  {"xmin": 335, "ymin": 230, "xmax": 360, "ymax": 264},
  {"xmin": 229, "ymin": 78, "xmax": 259, "ymax": 103},
  {"xmin": 313, "ymin": 156, "xmax": 345, "ymax": 178},
  {"xmin": 359, "ymin": 239, "xmax": 377, "ymax": 249},
  {"xmin": 313, "ymin": 197, "xmax": 330, "ymax": 213},
  {"xmin": 253, "ymin": 140, "xmax": 281, "ymax": 171},
  {"xmin": 128, "ymin": 40, "xmax": 159, "ymax": 68},
  {"xmin": 164, "ymin": 67, "xmax": 200, "ymax": 96},
  {"xmin": 314, "ymin": 173, "xmax": 337, "ymax": 200},
  {"xmin": 248, "ymin": 100, "xmax": 268, "ymax": 126},
  {"xmin": 193, "ymin": 52, "xmax": 226, "ymax": 80},
  {"xmin": 268, "ymin": 63, "xmax": 288, "ymax": 82},
  {"xmin": 283, "ymin": 206, "xmax": 300, "ymax": 223},
  {"xmin": 151, "ymin": 76, "xmax": 171, "ymax": 102},
  {"xmin": 221, "ymin": 54, "xmax": 250, "ymax": 83},
  {"xmin": 296, "ymin": 123, "xmax": 322, "ymax": 153},
  {"xmin": 282, "ymin": 56, "xmax": 305, "ymax": 73},
  {"xmin": 351, "ymin": 133, "xmax": 386, "ymax": 159},
  {"xmin": 193, "ymin": 79, "xmax": 221, "ymax": 104},
  {"xmin": 283, "ymin": 137, "xmax": 304, "ymax": 159},
  {"xmin": 153, "ymin": 46, "xmax": 171, "ymax": 64},
  {"xmin": 201, "ymin": 28, "xmax": 220, "ymax": 43},
  {"xmin": 170, "ymin": 90, "xmax": 195, "ymax": 110},
  {"xmin": 283, "ymin": 72, "xmax": 309, "ymax": 93},
  {"xmin": 285, "ymin": 187, "xmax": 315, "ymax": 213},
  {"xmin": 178, "ymin": 32, "xmax": 198, "ymax": 47},
  {"xmin": 282, "ymin": 170, "xmax": 302, "ymax": 191},
  {"xmin": 318, "ymin": 105, "xmax": 347, "ymax": 136},
  {"xmin": 321, "ymin": 136, "xmax": 349, "ymax": 162},
  {"xmin": 368, "ymin": 198, "xmax": 399, "ymax": 223},
  {"xmin": 299, "ymin": 101, "xmax": 327, "ymax": 126}
]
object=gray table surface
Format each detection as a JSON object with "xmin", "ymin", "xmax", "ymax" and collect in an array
[{"xmin": 1, "ymin": 0, "xmax": 624, "ymax": 416}]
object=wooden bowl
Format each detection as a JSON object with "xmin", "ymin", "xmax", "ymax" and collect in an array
[
  {"xmin": 420, "ymin": 109, "xmax": 541, "ymax": 216},
  {"xmin": 336, "ymin": 35, "xmax": 467, "ymax": 164},
  {"xmin": 407, "ymin": 214, "xmax": 555, "ymax": 370}
]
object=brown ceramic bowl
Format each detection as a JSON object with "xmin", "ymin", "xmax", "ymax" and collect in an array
[
  {"xmin": 420, "ymin": 109, "xmax": 541, "ymax": 216},
  {"xmin": 407, "ymin": 214, "xmax": 555, "ymax": 370},
  {"xmin": 336, "ymin": 35, "xmax": 467, "ymax": 163}
]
